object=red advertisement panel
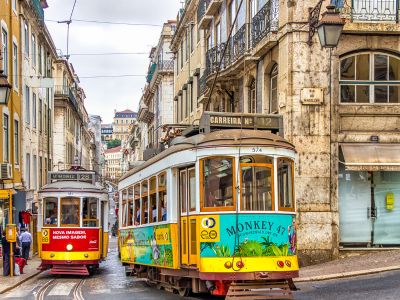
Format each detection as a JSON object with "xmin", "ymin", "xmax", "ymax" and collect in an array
[{"xmin": 42, "ymin": 228, "xmax": 100, "ymax": 252}]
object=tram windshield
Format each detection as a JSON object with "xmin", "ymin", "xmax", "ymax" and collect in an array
[
  {"xmin": 201, "ymin": 157, "xmax": 235, "ymax": 210},
  {"xmin": 82, "ymin": 198, "xmax": 98, "ymax": 227},
  {"xmin": 44, "ymin": 197, "xmax": 58, "ymax": 225},
  {"xmin": 61, "ymin": 197, "xmax": 80, "ymax": 226}
]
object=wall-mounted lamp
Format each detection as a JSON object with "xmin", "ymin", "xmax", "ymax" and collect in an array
[{"xmin": 0, "ymin": 70, "xmax": 11, "ymax": 105}]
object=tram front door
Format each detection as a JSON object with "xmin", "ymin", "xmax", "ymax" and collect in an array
[{"xmin": 179, "ymin": 167, "xmax": 197, "ymax": 266}]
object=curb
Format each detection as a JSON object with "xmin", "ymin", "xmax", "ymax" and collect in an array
[
  {"xmin": 294, "ymin": 265, "xmax": 400, "ymax": 283},
  {"xmin": 0, "ymin": 270, "xmax": 43, "ymax": 294}
]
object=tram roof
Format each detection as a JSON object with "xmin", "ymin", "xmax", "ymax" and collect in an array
[
  {"xmin": 39, "ymin": 180, "xmax": 107, "ymax": 193},
  {"xmin": 120, "ymin": 129, "xmax": 295, "ymax": 182}
]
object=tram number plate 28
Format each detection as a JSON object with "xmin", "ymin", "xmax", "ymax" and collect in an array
[
  {"xmin": 200, "ymin": 216, "xmax": 220, "ymax": 242},
  {"xmin": 42, "ymin": 229, "xmax": 50, "ymax": 244}
]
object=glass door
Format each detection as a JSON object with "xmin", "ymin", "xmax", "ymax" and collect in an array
[{"xmin": 339, "ymin": 166, "xmax": 372, "ymax": 244}]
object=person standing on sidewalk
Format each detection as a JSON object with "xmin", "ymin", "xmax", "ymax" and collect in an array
[
  {"xmin": 19, "ymin": 228, "xmax": 32, "ymax": 262},
  {"xmin": 1, "ymin": 230, "xmax": 15, "ymax": 276}
]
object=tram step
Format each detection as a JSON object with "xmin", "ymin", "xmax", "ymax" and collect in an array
[
  {"xmin": 226, "ymin": 280, "xmax": 293, "ymax": 300},
  {"xmin": 50, "ymin": 265, "xmax": 89, "ymax": 276}
]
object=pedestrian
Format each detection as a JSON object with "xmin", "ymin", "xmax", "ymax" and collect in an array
[
  {"xmin": 1, "ymin": 230, "xmax": 15, "ymax": 276},
  {"xmin": 19, "ymin": 228, "xmax": 32, "ymax": 262}
]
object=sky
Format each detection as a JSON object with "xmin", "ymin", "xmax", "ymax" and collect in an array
[{"xmin": 45, "ymin": 0, "xmax": 181, "ymax": 124}]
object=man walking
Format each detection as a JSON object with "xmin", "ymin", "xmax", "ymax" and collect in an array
[
  {"xmin": 19, "ymin": 228, "xmax": 32, "ymax": 262},
  {"xmin": 1, "ymin": 230, "xmax": 15, "ymax": 276}
]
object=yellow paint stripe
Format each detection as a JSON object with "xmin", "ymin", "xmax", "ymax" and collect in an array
[
  {"xmin": 41, "ymin": 251, "xmax": 101, "ymax": 261},
  {"xmin": 199, "ymin": 256, "xmax": 299, "ymax": 273}
]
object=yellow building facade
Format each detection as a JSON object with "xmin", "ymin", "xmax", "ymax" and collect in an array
[{"xmin": 0, "ymin": 0, "xmax": 23, "ymax": 236}]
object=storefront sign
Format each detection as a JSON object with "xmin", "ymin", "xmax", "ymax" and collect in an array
[
  {"xmin": 301, "ymin": 88, "xmax": 323, "ymax": 105},
  {"xmin": 345, "ymin": 165, "xmax": 400, "ymax": 171}
]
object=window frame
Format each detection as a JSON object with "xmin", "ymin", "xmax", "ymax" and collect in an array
[
  {"xmin": 200, "ymin": 156, "xmax": 236, "ymax": 212},
  {"xmin": 277, "ymin": 158, "xmax": 295, "ymax": 212},
  {"xmin": 60, "ymin": 197, "xmax": 81, "ymax": 227},
  {"xmin": 12, "ymin": 42, "xmax": 18, "ymax": 89},
  {"xmin": 3, "ymin": 113, "xmax": 9, "ymax": 162},
  {"xmin": 14, "ymin": 119, "xmax": 19, "ymax": 165},
  {"xmin": 270, "ymin": 64, "xmax": 278, "ymax": 113},
  {"xmin": 43, "ymin": 197, "xmax": 58, "ymax": 227},
  {"xmin": 2, "ymin": 28, "xmax": 8, "ymax": 76},
  {"xmin": 339, "ymin": 51, "xmax": 400, "ymax": 104},
  {"xmin": 239, "ymin": 162, "xmax": 275, "ymax": 212}
]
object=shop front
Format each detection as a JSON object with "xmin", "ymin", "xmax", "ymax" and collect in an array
[{"xmin": 339, "ymin": 144, "xmax": 400, "ymax": 247}]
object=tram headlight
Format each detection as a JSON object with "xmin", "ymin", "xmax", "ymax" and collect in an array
[
  {"xmin": 66, "ymin": 244, "xmax": 73, "ymax": 251},
  {"xmin": 84, "ymin": 253, "xmax": 89, "ymax": 258}
]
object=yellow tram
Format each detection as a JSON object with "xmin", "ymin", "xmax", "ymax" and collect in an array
[
  {"xmin": 118, "ymin": 113, "xmax": 298, "ymax": 297},
  {"xmin": 37, "ymin": 169, "xmax": 109, "ymax": 275}
]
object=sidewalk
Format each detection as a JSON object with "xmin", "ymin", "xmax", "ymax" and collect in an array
[
  {"xmin": 0, "ymin": 256, "xmax": 42, "ymax": 294},
  {"xmin": 296, "ymin": 249, "xmax": 400, "ymax": 282}
]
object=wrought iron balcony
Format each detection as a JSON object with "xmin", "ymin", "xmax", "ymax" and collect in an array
[
  {"xmin": 158, "ymin": 60, "xmax": 174, "ymax": 72},
  {"xmin": 232, "ymin": 24, "xmax": 249, "ymax": 62},
  {"xmin": 198, "ymin": 0, "xmax": 213, "ymax": 29},
  {"xmin": 206, "ymin": 43, "xmax": 226, "ymax": 76},
  {"xmin": 31, "ymin": 0, "xmax": 44, "ymax": 24},
  {"xmin": 334, "ymin": 0, "xmax": 399, "ymax": 22},
  {"xmin": 199, "ymin": 73, "xmax": 207, "ymax": 96},
  {"xmin": 252, "ymin": 0, "xmax": 279, "ymax": 47}
]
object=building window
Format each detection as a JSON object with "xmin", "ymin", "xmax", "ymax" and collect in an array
[
  {"xmin": 14, "ymin": 120, "xmax": 19, "ymax": 164},
  {"xmin": 180, "ymin": 41, "xmax": 184, "ymax": 69},
  {"xmin": 13, "ymin": 43, "xmax": 18, "ymax": 89},
  {"xmin": 25, "ymin": 85, "xmax": 30, "ymax": 123},
  {"xmin": 39, "ymin": 156, "xmax": 42, "ymax": 187},
  {"xmin": 24, "ymin": 20, "xmax": 29, "ymax": 55},
  {"xmin": 190, "ymin": 24, "xmax": 194, "ymax": 53},
  {"xmin": 270, "ymin": 64, "xmax": 278, "ymax": 112},
  {"xmin": 3, "ymin": 114, "xmax": 9, "ymax": 162},
  {"xmin": 33, "ymin": 155, "xmax": 37, "ymax": 190},
  {"xmin": 2, "ymin": 29, "xmax": 8, "ymax": 76},
  {"xmin": 33, "ymin": 93, "xmax": 37, "ymax": 128},
  {"xmin": 340, "ymin": 52, "xmax": 400, "ymax": 103},
  {"xmin": 31, "ymin": 34, "xmax": 36, "ymax": 67},
  {"xmin": 26, "ymin": 153, "xmax": 30, "ymax": 188},
  {"xmin": 39, "ymin": 99, "xmax": 42, "ymax": 132},
  {"xmin": 248, "ymin": 79, "xmax": 256, "ymax": 113}
]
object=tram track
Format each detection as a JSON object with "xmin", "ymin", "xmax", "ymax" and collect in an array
[{"xmin": 34, "ymin": 278, "xmax": 86, "ymax": 300}]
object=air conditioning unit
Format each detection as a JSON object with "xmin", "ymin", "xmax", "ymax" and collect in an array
[{"xmin": 0, "ymin": 163, "xmax": 12, "ymax": 180}]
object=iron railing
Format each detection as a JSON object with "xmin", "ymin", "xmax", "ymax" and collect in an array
[
  {"xmin": 54, "ymin": 85, "xmax": 69, "ymax": 96},
  {"xmin": 31, "ymin": 0, "xmax": 44, "ymax": 24},
  {"xmin": 351, "ymin": 0, "xmax": 399, "ymax": 22},
  {"xmin": 197, "ymin": 0, "xmax": 211, "ymax": 22},
  {"xmin": 232, "ymin": 24, "xmax": 248, "ymax": 62},
  {"xmin": 199, "ymin": 73, "xmax": 207, "ymax": 96},
  {"xmin": 158, "ymin": 60, "xmax": 174, "ymax": 71},
  {"xmin": 252, "ymin": 0, "xmax": 279, "ymax": 47}
]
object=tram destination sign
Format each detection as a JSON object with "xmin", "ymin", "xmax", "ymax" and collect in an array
[
  {"xmin": 200, "ymin": 112, "xmax": 283, "ymax": 135},
  {"xmin": 49, "ymin": 172, "xmax": 95, "ymax": 184}
]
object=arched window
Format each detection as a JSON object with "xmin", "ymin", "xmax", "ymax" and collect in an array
[
  {"xmin": 340, "ymin": 52, "xmax": 400, "ymax": 103},
  {"xmin": 270, "ymin": 64, "xmax": 278, "ymax": 113},
  {"xmin": 248, "ymin": 79, "xmax": 256, "ymax": 113}
]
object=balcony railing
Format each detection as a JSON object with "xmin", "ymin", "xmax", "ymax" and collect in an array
[
  {"xmin": 54, "ymin": 85, "xmax": 69, "ymax": 96},
  {"xmin": 334, "ymin": 0, "xmax": 399, "ymax": 22},
  {"xmin": 252, "ymin": 0, "xmax": 279, "ymax": 47},
  {"xmin": 232, "ymin": 24, "xmax": 249, "ymax": 62},
  {"xmin": 197, "ymin": 0, "xmax": 211, "ymax": 22},
  {"xmin": 199, "ymin": 73, "xmax": 207, "ymax": 96},
  {"xmin": 206, "ymin": 43, "xmax": 226, "ymax": 76},
  {"xmin": 31, "ymin": 0, "xmax": 44, "ymax": 24},
  {"xmin": 351, "ymin": 0, "xmax": 399, "ymax": 22},
  {"xmin": 158, "ymin": 60, "xmax": 174, "ymax": 71}
]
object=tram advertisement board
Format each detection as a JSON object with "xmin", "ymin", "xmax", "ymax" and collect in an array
[
  {"xmin": 120, "ymin": 224, "xmax": 177, "ymax": 268},
  {"xmin": 199, "ymin": 214, "xmax": 296, "ymax": 258},
  {"xmin": 41, "ymin": 228, "xmax": 100, "ymax": 251}
]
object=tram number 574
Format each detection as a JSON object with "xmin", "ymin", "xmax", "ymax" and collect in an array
[{"xmin": 251, "ymin": 147, "xmax": 262, "ymax": 153}]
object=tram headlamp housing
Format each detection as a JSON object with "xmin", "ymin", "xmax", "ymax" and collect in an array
[
  {"xmin": 84, "ymin": 253, "xmax": 89, "ymax": 258},
  {"xmin": 66, "ymin": 244, "xmax": 73, "ymax": 251}
]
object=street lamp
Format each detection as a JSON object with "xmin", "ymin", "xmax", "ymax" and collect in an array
[
  {"xmin": 316, "ymin": 5, "xmax": 345, "ymax": 48},
  {"xmin": 0, "ymin": 70, "xmax": 11, "ymax": 105}
]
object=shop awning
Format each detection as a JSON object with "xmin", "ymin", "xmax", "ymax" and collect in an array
[{"xmin": 341, "ymin": 144, "xmax": 400, "ymax": 171}]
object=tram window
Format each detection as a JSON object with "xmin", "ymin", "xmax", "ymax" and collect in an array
[
  {"xmin": 201, "ymin": 157, "xmax": 235, "ymax": 211},
  {"xmin": 43, "ymin": 197, "xmax": 58, "ymax": 226},
  {"xmin": 149, "ymin": 177, "xmax": 157, "ymax": 223},
  {"xmin": 128, "ymin": 187, "xmax": 134, "ymax": 226},
  {"xmin": 278, "ymin": 158, "xmax": 295, "ymax": 211},
  {"xmin": 189, "ymin": 168, "xmax": 196, "ymax": 211},
  {"xmin": 121, "ymin": 189, "xmax": 128, "ymax": 227},
  {"xmin": 241, "ymin": 164, "xmax": 273, "ymax": 211},
  {"xmin": 82, "ymin": 198, "xmax": 98, "ymax": 227},
  {"xmin": 61, "ymin": 197, "xmax": 80, "ymax": 226},
  {"xmin": 240, "ymin": 155, "xmax": 273, "ymax": 164},
  {"xmin": 180, "ymin": 170, "xmax": 187, "ymax": 213},
  {"xmin": 158, "ymin": 172, "xmax": 167, "ymax": 222},
  {"xmin": 141, "ymin": 180, "xmax": 149, "ymax": 224},
  {"xmin": 134, "ymin": 184, "xmax": 140, "ymax": 225}
]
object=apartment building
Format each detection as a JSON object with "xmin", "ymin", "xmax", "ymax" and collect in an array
[
  {"xmin": 104, "ymin": 145, "xmax": 122, "ymax": 182},
  {"xmin": 173, "ymin": 0, "xmax": 400, "ymax": 265},
  {"xmin": 112, "ymin": 109, "xmax": 137, "ymax": 144}
]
